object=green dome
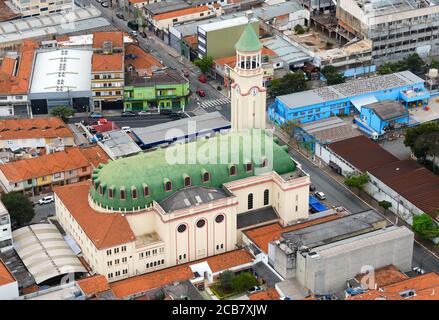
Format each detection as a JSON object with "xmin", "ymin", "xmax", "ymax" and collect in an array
[
  {"xmin": 89, "ymin": 130, "xmax": 295, "ymax": 211},
  {"xmin": 235, "ymin": 23, "xmax": 262, "ymax": 52}
]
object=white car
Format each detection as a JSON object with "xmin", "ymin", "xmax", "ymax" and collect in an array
[
  {"xmin": 121, "ymin": 126, "xmax": 131, "ymax": 133},
  {"xmin": 314, "ymin": 191, "xmax": 326, "ymax": 200},
  {"xmin": 39, "ymin": 196, "xmax": 54, "ymax": 205},
  {"xmin": 247, "ymin": 286, "xmax": 263, "ymax": 295}
]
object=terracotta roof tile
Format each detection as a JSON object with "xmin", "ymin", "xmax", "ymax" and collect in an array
[
  {"xmin": 348, "ymin": 273, "xmax": 439, "ymax": 300},
  {"xmin": 0, "ymin": 0, "xmax": 20, "ymax": 21},
  {"xmin": 78, "ymin": 145, "xmax": 110, "ymax": 168},
  {"xmin": 92, "ymin": 53, "xmax": 124, "ymax": 72},
  {"xmin": 0, "ymin": 40, "xmax": 38, "ymax": 95},
  {"xmin": 0, "ymin": 259, "xmax": 16, "ymax": 286},
  {"xmin": 77, "ymin": 275, "xmax": 111, "ymax": 296},
  {"xmin": 92, "ymin": 31, "xmax": 124, "ymax": 49},
  {"xmin": 153, "ymin": 5, "xmax": 210, "ymax": 21},
  {"xmin": 54, "ymin": 181, "xmax": 136, "ymax": 250},
  {"xmin": 355, "ymin": 265, "xmax": 408, "ymax": 288},
  {"xmin": 110, "ymin": 249, "xmax": 253, "ymax": 298},
  {"xmin": 125, "ymin": 44, "xmax": 163, "ymax": 76},
  {"xmin": 249, "ymin": 288, "xmax": 280, "ymax": 300},
  {"xmin": 0, "ymin": 147, "xmax": 91, "ymax": 182},
  {"xmin": 0, "ymin": 117, "xmax": 73, "ymax": 140},
  {"xmin": 244, "ymin": 214, "xmax": 344, "ymax": 253}
]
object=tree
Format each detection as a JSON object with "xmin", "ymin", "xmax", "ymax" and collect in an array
[
  {"xmin": 430, "ymin": 58, "xmax": 439, "ymax": 70},
  {"xmin": 219, "ymin": 270, "xmax": 235, "ymax": 291},
  {"xmin": 345, "ymin": 173, "xmax": 369, "ymax": 194},
  {"xmin": 194, "ymin": 55, "xmax": 214, "ymax": 74},
  {"xmin": 231, "ymin": 272, "xmax": 258, "ymax": 293},
  {"xmin": 321, "ymin": 65, "xmax": 345, "ymax": 85},
  {"xmin": 50, "ymin": 106, "xmax": 75, "ymax": 123},
  {"xmin": 378, "ymin": 200, "xmax": 392, "ymax": 214},
  {"xmin": 1, "ymin": 192, "xmax": 35, "ymax": 227},
  {"xmin": 412, "ymin": 213, "xmax": 439, "ymax": 240},
  {"xmin": 268, "ymin": 71, "xmax": 307, "ymax": 98},
  {"xmin": 404, "ymin": 122, "xmax": 439, "ymax": 162},
  {"xmin": 404, "ymin": 53, "xmax": 425, "ymax": 74},
  {"xmin": 294, "ymin": 24, "xmax": 305, "ymax": 35},
  {"xmin": 280, "ymin": 119, "xmax": 300, "ymax": 138}
]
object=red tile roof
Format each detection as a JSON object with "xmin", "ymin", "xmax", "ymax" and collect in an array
[
  {"xmin": 0, "ymin": 40, "xmax": 38, "ymax": 95},
  {"xmin": 0, "ymin": 147, "xmax": 91, "ymax": 183},
  {"xmin": 92, "ymin": 53, "xmax": 124, "ymax": 72},
  {"xmin": 368, "ymin": 159, "xmax": 439, "ymax": 217},
  {"xmin": 110, "ymin": 249, "xmax": 253, "ymax": 298},
  {"xmin": 0, "ymin": 117, "xmax": 73, "ymax": 140},
  {"xmin": 92, "ymin": 31, "xmax": 124, "ymax": 49},
  {"xmin": 125, "ymin": 44, "xmax": 163, "ymax": 76},
  {"xmin": 54, "ymin": 181, "xmax": 136, "ymax": 250},
  {"xmin": 78, "ymin": 145, "xmax": 110, "ymax": 168},
  {"xmin": 348, "ymin": 272, "xmax": 439, "ymax": 300},
  {"xmin": 153, "ymin": 5, "xmax": 210, "ymax": 21},
  {"xmin": 0, "ymin": 259, "xmax": 16, "ymax": 286},
  {"xmin": 244, "ymin": 214, "xmax": 344, "ymax": 253},
  {"xmin": 249, "ymin": 288, "xmax": 280, "ymax": 300},
  {"xmin": 355, "ymin": 265, "xmax": 408, "ymax": 288},
  {"xmin": 77, "ymin": 275, "xmax": 111, "ymax": 296},
  {"xmin": 0, "ymin": 0, "xmax": 20, "ymax": 22},
  {"xmin": 328, "ymin": 135, "xmax": 400, "ymax": 172}
]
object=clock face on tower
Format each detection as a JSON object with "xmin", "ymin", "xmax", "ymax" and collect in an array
[{"xmin": 250, "ymin": 87, "xmax": 259, "ymax": 96}]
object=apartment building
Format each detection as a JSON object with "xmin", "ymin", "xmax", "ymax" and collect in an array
[
  {"xmin": 91, "ymin": 32, "xmax": 125, "ymax": 111},
  {"xmin": 0, "ymin": 146, "xmax": 109, "ymax": 196},
  {"xmin": 336, "ymin": 0, "xmax": 439, "ymax": 65},
  {"xmin": 10, "ymin": 0, "xmax": 73, "ymax": 18},
  {"xmin": 0, "ymin": 201, "xmax": 12, "ymax": 252},
  {"xmin": 0, "ymin": 40, "xmax": 38, "ymax": 117}
]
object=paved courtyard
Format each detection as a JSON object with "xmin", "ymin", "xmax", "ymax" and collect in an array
[{"xmin": 409, "ymin": 96, "xmax": 439, "ymax": 123}]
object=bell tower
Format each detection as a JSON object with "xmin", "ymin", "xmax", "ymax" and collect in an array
[{"xmin": 230, "ymin": 22, "xmax": 266, "ymax": 131}]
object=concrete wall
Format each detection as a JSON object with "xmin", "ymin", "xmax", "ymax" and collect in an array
[
  {"xmin": 314, "ymin": 143, "xmax": 359, "ymax": 177},
  {"xmin": 0, "ymin": 281, "xmax": 19, "ymax": 300}
]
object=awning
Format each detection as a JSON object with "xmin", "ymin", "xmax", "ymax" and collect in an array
[{"xmin": 350, "ymin": 95, "xmax": 378, "ymax": 112}]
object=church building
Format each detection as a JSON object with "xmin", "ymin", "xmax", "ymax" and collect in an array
[{"xmin": 54, "ymin": 24, "xmax": 311, "ymax": 282}]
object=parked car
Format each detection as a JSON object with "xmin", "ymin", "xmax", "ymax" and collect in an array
[
  {"xmin": 137, "ymin": 110, "xmax": 152, "ymax": 116},
  {"xmin": 89, "ymin": 112, "xmax": 103, "ymax": 119},
  {"xmin": 139, "ymin": 31, "xmax": 147, "ymax": 38},
  {"xmin": 309, "ymin": 184, "xmax": 316, "ymax": 192},
  {"xmin": 247, "ymin": 286, "xmax": 263, "ymax": 295},
  {"xmin": 101, "ymin": 1, "xmax": 109, "ymax": 7},
  {"xmin": 95, "ymin": 0, "xmax": 103, "ymax": 3},
  {"xmin": 121, "ymin": 111, "xmax": 136, "ymax": 117},
  {"xmin": 169, "ymin": 112, "xmax": 183, "ymax": 120},
  {"xmin": 121, "ymin": 126, "xmax": 131, "ymax": 133},
  {"xmin": 314, "ymin": 191, "xmax": 326, "ymax": 200},
  {"xmin": 116, "ymin": 12, "xmax": 125, "ymax": 20},
  {"xmin": 196, "ymin": 88, "xmax": 206, "ymax": 97},
  {"xmin": 39, "ymin": 196, "xmax": 54, "ymax": 205},
  {"xmin": 129, "ymin": 30, "xmax": 138, "ymax": 37},
  {"xmin": 198, "ymin": 74, "xmax": 207, "ymax": 83},
  {"xmin": 127, "ymin": 20, "xmax": 139, "ymax": 31}
]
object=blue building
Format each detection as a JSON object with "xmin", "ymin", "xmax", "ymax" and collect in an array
[
  {"xmin": 269, "ymin": 71, "xmax": 430, "ymax": 125},
  {"xmin": 359, "ymin": 100, "xmax": 410, "ymax": 135}
]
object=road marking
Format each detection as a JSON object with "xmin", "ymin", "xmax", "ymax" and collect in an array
[{"xmin": 201, "ymin": 98, "xmax": 231, "ymax": 109}]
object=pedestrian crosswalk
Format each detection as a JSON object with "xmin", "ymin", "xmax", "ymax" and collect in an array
[{"xmin": 200, "ymin": 97, "xmax": 231, "ymax": 109}]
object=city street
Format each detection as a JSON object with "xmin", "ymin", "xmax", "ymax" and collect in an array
[
  {"xmin": 31, "ymin": 202, "xmax": 55, "ymax": 224},
  {"xmin": 70, "ymin": 113, "xmax": 186, "ymax": 128}
]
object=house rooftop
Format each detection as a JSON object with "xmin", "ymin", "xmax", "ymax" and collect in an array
[
  {"xmin": 249, "ymin": 287, "xmax": 280, "ymax": 300},
  {"xmin": 77, "ymin": 275, "xmax": 112, "ymax": 296},
  {"xmin": 92, "ymin": 53, "xmax": 124, "ymax": 72},
  {"xmin": 364, "ymin": 100, "xmax": 408, "ymax": 121},
  {"xmin": 125, "ymin": 44, "xmax": 163, "ymax": 76},
  {"xmin": 354, "ymin": 264, "xmax": 408, "ymax": 288},
  {"xmin": 126, "ymin": 70, "xmax": 187, "ymax": 86},
  {"xmin": 237, "ymin": 206, "xmax": 279, "ymax": 229},
  {"xmin": 144, "ymin": 1, "xmax": 190, "ymax": 15},
  {"xmin": 299, "ymin": 117, "xmax": 362, "ymax": 145},
  {"xmin": 0, "ymin": 259, "xmax": 16, "ymax": 286},
  {"xmin": 327, "ymin": 135, "xmax": 400, "ymax": 172},
  {"xmin": 110, "ymin": 249, "xmax": 253, "ymax": 298},
  {"xmin": 0, "ymin": 117, "xmax": 73, "ymax": 140},
  {"xmin": 54, "ymin": 181, "xmax": 136, "ymax": 250},
  {"xmin": 153, "ymin": 5, "xmax": 210, "ymax": 21},
  {"xmin": 92, "ymin": 31, "xmax": 124, "ymax": 49}
]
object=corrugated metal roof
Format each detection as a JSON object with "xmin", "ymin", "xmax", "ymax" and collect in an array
[{"xmin": 328, "ymin": 135, "xmax": 400, "ymax": 172}]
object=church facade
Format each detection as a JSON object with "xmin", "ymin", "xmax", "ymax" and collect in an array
[{"xmin": 54, "ymin": 24, "xmax": 311, "ymax": 283}]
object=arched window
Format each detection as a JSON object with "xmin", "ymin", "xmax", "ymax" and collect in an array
[
  {"xmin": 132, "ymin": 187, "xmax": 138, "ymax": 199},
  {"xmin": 229, "ymin": 165, "xmax": 236, "ymax": 176},
  {"xmin": 120, "ymin": 188, "xmax": 126, "ymax": 200},
  {"xmin": 164, "ymin": 180, "xmax": 172, "ymax": 192},
  {"xmin": 248, "ymin": 193, "xmax": 254, "ymax": 210},
  {"xmin": 108, "ymin": 188, "xmax": 114, "ymax": 199},
  {"xmin": 263, "ymin": 189, "xmax": 269, "ymax": 206},
  {"xmin": 184, "ymin": 176, "xmax": 191, "ymax": 187},
  {"xmin": 245, "ymin": 162, "xmax": 253, "ymax": 172},
  {"xmin": 202, "ymin": 171, "xmax": 210, "ymax": 182},
  {"xmin": 143, "ymin": 185, "xmax": 149, "ymax": 197},
  {"xmin": 177, "ymin": 224, "xmax": 187, "ymax": 233},
  {"xmin": 261, "ymin": 158, "xmax": 267, "ymax": 168},
  {"xmin": 99, "ymin": 185, "xmax": 103, "ymax": 195}
]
